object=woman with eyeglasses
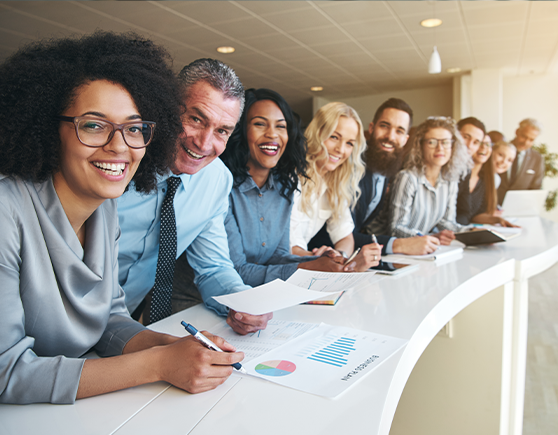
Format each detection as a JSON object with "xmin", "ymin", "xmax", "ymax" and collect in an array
[
  {"xmin": 369, "ymin": 117, "xmax": 471, "ymax": 245},
  {"xmin": 0, "ymin": 32, "xmax": 242, "ymax": 404}
]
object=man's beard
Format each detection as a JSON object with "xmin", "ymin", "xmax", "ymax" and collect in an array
[{"xmin": 365, "ymin": 136, "xmax": 405, "ymax": 178}]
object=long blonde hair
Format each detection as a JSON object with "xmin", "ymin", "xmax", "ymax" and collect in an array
[{"xmin": 300, "ymin": 102, "xmax": 366, "ymax": 223}]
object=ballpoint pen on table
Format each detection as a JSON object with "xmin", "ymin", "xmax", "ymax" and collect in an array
[
  {"xmin": 344, "ymin": 247, "xmax": 361, "ymax": 265},
  {"xmin": 181, "ymin": 321, "xmax": 247, "ymax": 374}
]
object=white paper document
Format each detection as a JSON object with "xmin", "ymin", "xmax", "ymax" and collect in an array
[
  {"xmin": 286, "ymin": 269, "xmax": 374, "ymax": 292},
  {"xmin": 242, "ymin": 323, "xmax": 408, "ymax": 398},
  {"xmin": 475, "ymin": 225, "xmax": 522, "ymax": 237},
  {"xmin": 383, "ymin": 244, "xmax": 463, "ymax": 262},
  {"xmin": 212, "ymin": 279, "xmax": 338, "ymax": 315},
  {"xmin": 210, "ymin": 319, "xmax": 320, "ymax": 361}
]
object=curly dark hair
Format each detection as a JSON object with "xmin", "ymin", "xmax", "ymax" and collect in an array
[
  {"xmin": 220, "ymin": 88, "xmax": 308, "ymax": 200},
  {"xmin": 0, "ymin": 31, "xmax": 183, "ymax": 193}
]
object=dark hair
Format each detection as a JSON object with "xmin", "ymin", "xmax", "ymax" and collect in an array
[
  {"xmin": 457, "ymin": 117, "xmax": 486, "ymax": 136},
  {"xmin": 178, "ymin": 58, "xmax": 245, "ymax": 116},
  {"xmin": 480, "ymin": 153, "xmax": 497, "ymax": 215},
  {"xmin": 372, "ymin": 98, "xmax": 413, "ymax": 131},
  {"xmin": 0, "ymin": 31, "xmax": 183, "ymax": 193},
  {"xmin": 487, "ymin": 130, "xmax": 506, "ymax": 143},
  {"xmin": 220, "ymin": 88, "xmax": 307, "ymax": 200}
]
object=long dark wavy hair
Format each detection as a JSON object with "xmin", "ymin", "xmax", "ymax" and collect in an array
[
  {"xmin": 0, "ymin": 31, "xmax": 183, "ymax": 193},
  {"xmin": 220, "ymin": 88, "xmax": 308, "ymax": 200}
]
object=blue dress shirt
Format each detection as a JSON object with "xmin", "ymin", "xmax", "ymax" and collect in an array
[
  {"xmin": 225, "ymin": 174, "xmax": 313, "ymax": 287},
  {"xmin": 117, "ymin": 159, "xmax": 249, "ymax": 317}
]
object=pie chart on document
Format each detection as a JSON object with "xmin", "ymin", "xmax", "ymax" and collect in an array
[{"xmin": 254, "ymin": 360, "xmax": 296, "ymax": 377}]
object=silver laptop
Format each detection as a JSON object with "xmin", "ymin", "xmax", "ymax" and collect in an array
[{"xmin": 501, "ymin": 190, "xmax": 548, "ymax": 217}]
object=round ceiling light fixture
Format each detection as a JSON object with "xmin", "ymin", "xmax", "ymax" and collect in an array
[
  {"xmin": 216, "ymin": 46, "xmax": 235, "ymax": 54},
  {"xmin": 310, "ymin": 86, "xmax": 323, "ymax": 92},
  {"xmin": 421, "ymin": 18, "xmax": 442, "ymax": 28}
]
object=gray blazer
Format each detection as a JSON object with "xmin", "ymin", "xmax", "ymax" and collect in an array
[
  {"xmin": 0, "ymin": 176, "xmax": 145, "ymax": 404},
  {"xmin": 497, "ymin": 147, "xmax": 544, "ymax": 204}
]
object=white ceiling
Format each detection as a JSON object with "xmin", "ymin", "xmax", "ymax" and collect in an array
[{"xmin": 1, "ymin": 1, "xmax": 557, "ymax": 120}]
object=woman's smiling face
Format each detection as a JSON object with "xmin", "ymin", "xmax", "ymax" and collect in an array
[
  {"xmin": 55, "ymin": 79, "xmax": 146, "ymax": 206},
  {"xmin": 473, "ymin": 135, "xmax": 492, "ymax": 165},
  {"xmin": 421, "ymin": 127, "xmax": 453, "ymax": 170},
  {"xmin": 319, "ymin": 116, "xmax": 358, "ymax": 174},
  {"xmin": 493, "ymin": 145, "xmax": 517, "ymax": 174},
  {"xmin": 246, "ymin": 99, "xmax": 288, "ymax": 174}
]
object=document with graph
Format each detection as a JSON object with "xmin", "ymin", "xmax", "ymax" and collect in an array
[
  {"xmin": 241, "ymin": 323, "xmax": 408, "ymax": 398},
  {"xmin": 210, "ymin": 319, "xmax": 320, "ymax": 361}
]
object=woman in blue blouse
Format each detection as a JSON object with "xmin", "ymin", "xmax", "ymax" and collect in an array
[
  {"xmin": 0, "ymin": 32, "xmax": 242, "ymax": 404},
  {"xmin": 220, "ymin": 88, "xmax": 348, "ymax": 287}
]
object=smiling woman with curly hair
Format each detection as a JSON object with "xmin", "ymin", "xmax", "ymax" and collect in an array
[
  {"xmin": 0, "ymin": 31, "xmax": 243, "ymax": 405},
  {"xmin": 369, "ymin": 116, "xmax": 472, "ymax": 245}
]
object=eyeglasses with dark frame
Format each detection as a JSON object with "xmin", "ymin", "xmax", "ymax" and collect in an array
[
  {"xmin": 58, "ymin": 116, "xmax": 156, "ymax": 149},
  {"xmin": 422, "ymin": 138, "xmax": 454, "ymax": 149}
]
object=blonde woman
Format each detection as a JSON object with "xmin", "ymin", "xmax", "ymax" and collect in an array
[
  {"xmin": 492, "ymin": 141, "xmax": 517, "ymax": 188},
  {"xmin": 290, "ymin": 102, "xmax": 380, "ymax": 271},
  {"xmin": 369, "ymin": 116, "xmax": 472, "ymax": 245}
]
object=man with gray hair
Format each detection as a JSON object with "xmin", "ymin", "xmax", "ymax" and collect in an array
[
  {"xmin": 497, "ymin": 118, "xmax": 544, "ymax": 204},
  {"xmin": 117, "ymin": 59, "xmax": 272, "ymax": 334}
]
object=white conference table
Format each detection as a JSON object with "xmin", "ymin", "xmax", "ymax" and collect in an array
[{"xmin": 1, "ymin": 217, "xmax": 557, "ymax": 435}]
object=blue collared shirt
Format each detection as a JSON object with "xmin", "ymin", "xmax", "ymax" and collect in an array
[
  {"xmin": 117, "ymin": 159, "xmax": 249, "ymax": 317},
  {"xmin": 225, "ymin": 174, "xmax": 312, "ymax": 287}
]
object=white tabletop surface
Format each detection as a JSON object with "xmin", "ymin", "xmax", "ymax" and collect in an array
[
  {"xmin": 121, "ymin": 217, "xmax": 558, "ymax": 435},
  {"xmin": 2, "ymin": 217, "xmax": 557, "ymax": 435}
]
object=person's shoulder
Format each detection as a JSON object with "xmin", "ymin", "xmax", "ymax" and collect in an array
[
  {"xmin": 196, "ymin": 158, "xmax": 230, "ymax": 177},
  {"xmin": 396, "ymin": 168, "xmax": 418, "ymax": 183},
  {"xmin": 0, "ymin": 177, "xmax": 36, "ymax": 223},
  {"xmin": 528, "ymin": 147, "xmax": 543, "ymax": 161},
  {"xmin": 0, "ymin": 175, "xmax": 30, "ymax": 203},
  {"xmin": 100, "ymin": 198, "xmax": 118, "ymax": 221},
  {"xmin": 185, "ymin": 160, "xmax": 234, "ymax": 207}
]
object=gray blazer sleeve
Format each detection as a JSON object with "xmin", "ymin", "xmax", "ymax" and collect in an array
[
  {"xmin": 0, "ymin": 199, "xmax": 84, "ymax": 404},
  {"xmin": 0, "ymin": 182, "xmax": 145, "ymax": 404}
]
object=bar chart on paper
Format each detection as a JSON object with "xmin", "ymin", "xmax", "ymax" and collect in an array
[
  {"xmin": 305, "ymin": 336, "xmax": 356, "ymax": 367},
  {"xmin": 244, "ymin": 324, "xmax": 408, "ymax": 398}
]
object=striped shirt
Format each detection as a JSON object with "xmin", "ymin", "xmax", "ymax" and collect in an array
[{"xmin": 370, "ymin": 169, "xmax": 466, "ymax": 238}]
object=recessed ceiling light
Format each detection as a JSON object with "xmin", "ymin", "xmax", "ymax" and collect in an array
[
  {"xmin": 310, "ymin": 86, "xmax": 323, "ymax": 92},
  {"xmin": 446, "ymin": 67, "xmax": 461, "ymax": 74},
  {"xmin": 421, "ymin": 18, "xmax": 442, "ymax": 28},
  {"xmin": 216, "ymin": 46, "xmax": 235, "ymax": 54}
]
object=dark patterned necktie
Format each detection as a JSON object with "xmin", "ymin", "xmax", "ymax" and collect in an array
[
  {"xmin": 510, "ymin": 154, "xmax": 519, "ymax": 182},
  {"xmin": 150, "ymin": 176, "xmax": 181, "ymax": 323}
]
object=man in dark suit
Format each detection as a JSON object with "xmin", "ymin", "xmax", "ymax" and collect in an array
[
  {"xmin": 497, "ymin": 118, "xmax": 544, "ymax": 204},
  {"xmin": 309, "ymin": 98, "xmax": 440, "ymax": 256}
]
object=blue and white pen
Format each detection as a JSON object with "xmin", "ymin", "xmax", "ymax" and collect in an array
[
  {"xmin": 371, "ymin": 234, "xmax": 378, "ymax": 244},
  {"xmin": 181, "ymin": 321, "xmax": 246, "ymax": 374}
]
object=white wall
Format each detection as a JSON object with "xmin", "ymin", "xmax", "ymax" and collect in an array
[
  {"xmin": 502, "ymin": 73, "xmax": 558, "ymax": 221},
  {"xmin": 312, "ymin": 84, "xmax": 453, "ymax": 129},
  {"xmin": 313, "ymin": 73, "xmax": 558, "ymax": 221}
]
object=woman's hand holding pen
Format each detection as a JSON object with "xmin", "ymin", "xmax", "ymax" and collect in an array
[
  {"xmin": 343, "ymin": 243, "xmax": 381, "ymax": 272},
  {"xmin": 159, "ymin": 332, "xmax": 243, "ymax": 393},
  {"xmin": 432, "ymin": 229, "xmax": 455, "ymax": 245}
]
